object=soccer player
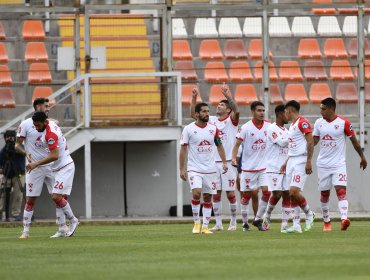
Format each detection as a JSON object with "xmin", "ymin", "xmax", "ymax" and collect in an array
[
  {"xmin": 262, "ymin": 105, "xmax": 291, "ymax": 232},
  {"xmin": 282, "ymin": 100, "xmax": 315, "ymax": 233},
  {"xmin": 25, "ymin": 111, "xmax": 79, "ymax": 237},
  {"xmin": 191, "ymin": 84, "xmax": 239, "ymax": 231},
  {"xmin": 231, "ymin": 101, "xmax": 270, "ymax": 231},
  {"xmin": 313, "ymin": 97, "xmax": 367, "ymax": 231},
  {"xmin": 180, "ymin": 103, "xmax": 228, "ymax": 234}
]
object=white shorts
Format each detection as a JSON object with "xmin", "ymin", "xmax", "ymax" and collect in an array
[
  {"xmin": 286, "ymin": 156, "xmax": 308, "ymax": 190},
  {"xmin": 216, "ymin": 162, "xmax": 237, "ymax": 191},
  {"xmin": 52, "ymin": 162, "xmax": 75, "ymax": 195},
  {"xmin": 187, "ymin": 171, "xmax": 217, "ymax": 195},
  {"xmin": 240, "ymin": 170, "xmax": 268, "ymax": 192},
  {"xmin": 26, "ymin": 164, "xmax": 54, "ymax": 197},
  {"xmin": 317, "ymin": 165, "xmax": 347, "ymax": 191},
  {"xmin": 267, "ymin": 172, "xmax": 288, "ymax": 192}
]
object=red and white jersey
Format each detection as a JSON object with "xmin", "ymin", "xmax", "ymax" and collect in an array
[
  {"xmin": 17, "ymin": 118, "xmax": 54, "ymax": 163},
  {"xmin": 237, "ymin": 119, "xmax": 270, "ymax": 172},
  {"xmin": 314, "ymin": 116, "xmax": 355, "ymax": 168},
  {"xmin": 41, "ymin": 121, "xmax": 73, "ymax": 171},
  {"xmin": 288, "ymin": 117, "xmax": 312, "ymax": 157},
  {"xmin": 209, "ymin": 115, "xmax": 239, "ymax": 161},
  {"xmin": 181, "ymin": 122, "xmax": 219, "ymax": 174},
  {"xmin": 265, "ymin": 122, "xmax": 289, "ymax": 173}
]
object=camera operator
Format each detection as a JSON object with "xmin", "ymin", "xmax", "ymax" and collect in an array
[{"xmin": 0, "ymin": 130, "xmax": 25, "ymax": 221}]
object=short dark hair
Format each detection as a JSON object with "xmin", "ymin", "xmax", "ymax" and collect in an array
[
  {"xmin": 33, "ymin": 98, "xmax": 46, "ymax": 110},
  {"xmin": 250, "ymin": 101, "xmax": 264, "ymax": 111},
  {"xmin": 4, "ymin": 130, "xmax": 16, "ymax": 140},
  {"xmin": 195, "ymin": 102, "xmax": 209, "ymax": 113},
  {"xmin": 321, "ymin": 97, "xmax": 336, "ymax": 110},
  {"xmin": 275, "ymin": 104, "xmax": 285, "ymax": 115},
  {"xmin": 32, "ymin": 111, "xmax": 48, "ymax": 122},
  {"xmin": 285, "ymin": 100, "xmax": 300, "ymax": 112}
]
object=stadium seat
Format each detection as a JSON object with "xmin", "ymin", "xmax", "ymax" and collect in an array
[
  {"xmin": 269, "ymin": 17, "xmax": 291, "ymax": 37},
  {"xmin": 235, "ymin": 84, "xmax": 259, "ymax": 105},
  {"xmin": 22, "ymin": 20, "xmax": 45, "ymax": 40},
  {"xmin": 243, "ymin": 17, "xmax": 262, "ymax": 37},
  {"xmin": 330, "ymin": 60, "xmax": 354, "ymax": 81},
  {"xmin": 303, "ymin": 60, "xmax": 328, "ymax": 81},
  {"xmin": 194, "ymin": 18, "xmax": 218, "ymax": 38},
  {"xmin": 259, "ymin": 84, "xmax": 284, "ymax": 104},
  {"xmin": 348, "ymin": 38, "xmax": 370, "ymax": 58},
  {"xmin": 365, "ymin": 60, "xmax": 370, "ymax": 80},
  {"xmin": 25, "ymin": 42, "xmax": 48, "ymax": 62},
  {"xmin": 337, "ymin": 0, "xmax": 358, "ymax": 14},
  {"xmin": 204, "ymin": 61, "xmax": 228, "ymax": 83},
  {"xmin": 291, "ymin": 17, "xmax": 316, "ymax": 37},
  {"xmin": 365, "ymin": 83, "xmax": 370, "ymax": 102},
  {"xmin": 248, "ymin": 39, "xmax": 272, "ymax": 59},
  {"xmin": 0, "ymin": 64, "xmax": 12, "ymax": 85},
  {"xmin": 32, "ymin": 86, "xmax": 55, "ymax": 105},
  {"xmin": 312, "ymin": 0, "xmax": 336, "ymax": 15},
  {"xmin": 199, "ymin": 39, "xmax": 223, "ymax": 60},
  {"xmin": 0, "ymin": 22, "xmax": 5, "ymax": 40},
  {"xmin": 279, "ymin": 61, "xmax": 304, "ymax": 82},
  {"xmin": 285, "ymin": 84, "xmax": 309, "ymax": 104},
  {"xmin": 309, "ymin": 83, "xmax": 332, "ymax": 103},
  {"xmin": 318, "ymin": 16, "xmax": 342, "ymax": 36},
  {"xmin": 298, "ymin": 39, "xmax": 322, "ymax": 59},
  {"xmin": 218, "ymin": 18, "xmax": 242, "ymax": 38},
  {"xmin": 0, "ymin": 88, "xmax": 15, "ymax": 108},
  {"xmin": 323, "ymin": 38, "xmax": 348, "ymax": 59},
  {"xmin": 0, "ymin": 42, "xmax": 8, "ymax": 63},
  {"xmin": 28, "ymin": 63, "xmax": 52, "ymax": 84},
  {"xmin": 209, "ymin": 84, "xmax": 232, "ymax": 106},
  {"xmin": 174, "ymin": 61, "xmax": 198, "ymax": 81},
  {"xmin": 181, "ymin": 84, "xmax": 202, "ymax": 106},
  {"xmin": 336, "ymin": 83, "xmax": 357, "ymax": 103},
  {"xmin": 224, "ymin": 39, "xmax": 247, "ymax": 59},
  {"xmin": 343, "ymin": 16, "xmax": 360, "ymax": 36},
  {"xmin": 173, "ymin": 40, "xmax": 192, "ymax": 60},
  {"xmin": 229, "ymin": 61, "xmax": 254, "ymax": 82},
  {"xmin": 172, "ymin": 18, "xmax": 188, "ymax": 39},
  {"xmin": 254, "ymin": 61, "xmax": 278, "ymax": 82}
]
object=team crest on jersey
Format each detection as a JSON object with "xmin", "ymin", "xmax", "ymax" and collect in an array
[
  {"xmin": 193, "ymin": 131, "xmax": 197, "ymax": 134},
  {"xmin": 264, "ymin": 131, "xmax": 267, "ymax": 136},
  {"xmin": 209, "ymin": 129, "xmax": 214, "ymax": 135},
  {"xmin": 251, "ymin": 133, "xmax": 255, "ymax": 137},
  {"xmin": 272, "ymin": 132, "xmax": 278, "ymax": 139},
  {"xmin": 302, "ymin": 122, "xmax": 309, "ymax": 129},
  {"xmin": 35, "ymin": 136, "xmax": 43, "ymax": 148},
  {"xmin": 349, "ymin": 125, "xmax": 353, "ymax": 131},
  {"xmin": 48, "ymin": 138, "xmax": 55, "ymax": 145},
  {"xmin": 334, "ymin": 125, "xmax": 339, "ymax": 130},
  {"xmin": 272, "ymin": 177, "xmax": 278, "ymax": 186}
]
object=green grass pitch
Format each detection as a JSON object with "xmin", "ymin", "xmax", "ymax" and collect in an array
[{"xmin": 1, "ymin": 222, "xmax": 370, "ymax": 280}]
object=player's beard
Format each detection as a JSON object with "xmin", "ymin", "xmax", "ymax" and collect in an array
[{"xmin": 199, "ymin": 115, "xmax": 209, "ymax": 122}]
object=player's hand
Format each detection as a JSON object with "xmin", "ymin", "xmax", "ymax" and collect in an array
[
  {"xmin": 360, "ymin": 157, "xmax": 367, "ymax": 170},
  {"xmin": 305, "ymin": 161, "xmax": 312, "ymax": 175},
  {"xmin": 231, "ymin": 158, "xmax": 238, "ymax": 167},
  {"xmin": 221, "ymin": 83, "xmax": 230, "ymax": 97},
  {"xmin": 26, "ymin": 162, "xmax": 38, "ymax": 172},
  {"xmin": 26, "ymin": 153, "xmax": 32, "ymax": 163},
  {"xmin": 180, "ymin": 168, "xmax": 187, "ymax": 181},
  {"xmin": 280, "ymin": 163, "xmax": 287, "ymax": 174},
  {"xmin": 222, "ymin": 162, "xmax": 228, "ymax": 174},
  {"xmin": 192, "ymin": 88, "xmax": 199, "ymax": 99}
]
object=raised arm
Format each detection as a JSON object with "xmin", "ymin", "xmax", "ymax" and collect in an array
[
  {"xmin": 190, "ymin": 87, "xmax": 199, "ymax": 120},
  {"xmin": 349, "ymin": 135, "xmax": 367, "ymax": 170},
  {"xmin": 221, "ymin": 83, "xmax": 239, "ymax": 124}
]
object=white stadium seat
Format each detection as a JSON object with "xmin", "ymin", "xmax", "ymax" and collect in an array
[
  {"xmin": 343, "ymin": 16, "xmax": 359, "ymax": 36},
  {"xmin": 318, "ymin": 16, "xmax": 342, "ymax": 36},
  {"xmin": 269, "ymin": 17, "xmax": 291, "ymax": 37},
  {"xmin": 172, "ymin": 18, "xmax": 187, "ymax": 39},
  {"xmin": 292, "ymin": 17, "xmax": 316, "ymax": 37},
  {"xmin": 194, "ymin": 18, "xmax": 218, "ymax": 38},
  {"xmin": 243, "ymin": 17, "xmax": 262, "ymax": 37},
  {"xmin": 218, "ymin": 17, "xmax": 242, "ymax": 38}
]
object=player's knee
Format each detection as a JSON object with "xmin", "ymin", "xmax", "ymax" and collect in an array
[
  {"xmin": 241, "ymin": 192, "xmax": 251, "ymax": 205},
  {"xmin": 289, "ymin": 187, "xmax": 299, "ymax": 197},
  {"xmin": 203, "ymin": 193, "xmax": 212, "ymax": 203},
  {"xmin": 336, "ymin": 188, "xmax": 347, "ymax": 201},
  {"xmin": 320, "ymin": 191, "xmax": 330, "ymax": 203},
  {"xmin": 52, "ymin": 194, "xmax": 67, "ymax": 208},
  {"xmin": 25, "ymin": 198, "xmax": 35, "ymax": 211},
  {"xmin": 192, "ymin": 190, "xmax": 201, "ymax": 200},
  {"xmin": 227, "ymin": 193, "xmax": 236, "ymax": 204},
  {"xmin": 213, "ymin": 194, "xmax": 221, "ymax": 203}
]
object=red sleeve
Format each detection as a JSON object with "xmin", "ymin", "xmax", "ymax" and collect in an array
[
  {"xmin": 298, "ymin": 118, "xmax": 312, "ymax": 134},
  {"xmin": 46, "ymin": 132, "xmax": 59, "ymax": 151},
  {"xmin": 344, "ymin": 119, "xmax": 355, "ymax": 137}
]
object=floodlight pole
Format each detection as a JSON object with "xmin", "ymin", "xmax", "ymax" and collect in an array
[
  {"xmin": 358, "ymin": 7, "xmax": 365, "ymax": 149},
  {"xmin": 262, "ymin": 0, "xmax": 270, "ymax": 118}
]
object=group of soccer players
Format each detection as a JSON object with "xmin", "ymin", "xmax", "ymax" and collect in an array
[
  {"xmin": 179, "ymin": 84, "xmax": 367, "ymax": 234},
  {"xmin": 15, "ymin": 98, "xmax": 79, "ymax": 239}
]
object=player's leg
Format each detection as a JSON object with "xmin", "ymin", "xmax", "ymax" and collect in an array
[
  {"xmin": 332, "ymin": 166, "xmax": 350, "ymax": 230},
  {"xmin": 188, "ymin": 172, "xmax": 202, "ymax": 234},
  {"xmin": 263, "ymin": 190, "xmax": 282, "ymax": 231},
  {"xmin": 317, "ymin": 167, "xmax": 332, "ymax": 231},
  {"xmin": 201, "ymin": 173, "xmax": 217, "ymax": 234},
  {"xmin": 253, "ymin": 172, "xmax": 270, "ymax": 231},
  {"xmin": 281, "ymin": 190, "xmax": 291, "ymax": 232},
  {"xmin": 240, "ymin": 172, "xmax": 254, "ymax": 231},
  {"xmin": 211, "ymin": 165, "xmax": 223, "ymax": 231},
  {"xmin": 226, "ymin": 190, "xmax": 237, "ymax": 231},
  {"xmin": 251, "ymin": 189, "xmax": 259, "ymax": 217}
]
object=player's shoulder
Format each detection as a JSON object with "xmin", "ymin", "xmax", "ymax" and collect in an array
[
  {"xmin": 314, "ymin": 117, "xmax": 324, "ymax": 125},
  {"xmin": 208, "ymin": 115, "xmax": 218, "ymax": 123},
  {"xmin": 337, "ymin": 115, "xmax": 351, "ymax": 124},
  {"xmin": 267, "ymin": 122, "xmax": 278, "ymax": 131},
  {"xmin": 20, "ymin": 117, "xmax": 32, "ymax": 126}
]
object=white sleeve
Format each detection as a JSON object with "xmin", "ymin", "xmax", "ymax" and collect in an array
[
  {"xmin": 17, "ymin": 121, "xmax": 28, "ymax": 138},
  {"xmin": 236, "ymin": 125, "xmax": 247, "ymax": 140},
  {"xmin": 180, "ymin": 126, "xmax": 190, "ymax": 145},
  {"xmin": 313, "ymin": 119, "xmax": 320, "ymax": 137},
  {"xmin": 269, "ymin": 127, "xmax": 288, "ymax": 147}
]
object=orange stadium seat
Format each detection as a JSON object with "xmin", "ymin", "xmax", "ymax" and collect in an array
[
  {"xmin": 254, "ymin": 61, "xmax": 278, "ymax": 82},
  {"xmin": 0, "ymin": 88, "xmax": 15, "ymax": 108},
  {"xmin": 336, "ymin": 83, "xmax": 357, "ymax": 103},
  {"xmin": 284, "ymin": 84, "xmax": 309, "ymax": 104},
  {"xmin": 365, "ymin": 83, "xmax": 370, "ymax": 102},
  {"xmin": 28, "ymin": 63, "xmax": 52, "ymax": 84},
  {"xmin": 181, "ymin": 84, "xmax": 202, "ymax": 106},
  {"xmin": 348, "ymin": 38, "xmax": 370, "ymax": 58},
  {"xmin": 229, "ymin": 61, "xmax": 254, "ymax": 82},
  {"xmin": 312, "ymin": 0, "xmax": 336, "ymax": 15},
  {"xmin": 209, "ymin": 84, "xmax": 232, "ymax": 106},
  {"xmin": 0, "ymin": 64, "xmax": 12, "ymax": 85},
  {"xmin": 224, "ymin": 39, "xmax": 247, "ymax": 59},
  {"xmin": 324, "ymin": 38, "xmax": 348, "ymax": 59},
  {"xmin": 22, "ymin": 20, "xmax": 45, "ymax": 40},
  {"xmin": 0, "ymin": 42, "xmax": 8, "ymax": 63},
  {"xmin": 309, "ymin": 83, "xmax": 332, "ymax": 103},
  {"xmin": 0, "ymin": 22, "xmax": 5, "ymax": 40},
  {"xmin": 235, "ymin": 84, "xmax": 258, "ymax": 105},
  {"xmin": 32, "ymin": 86, "xmax": 55, "ymax": 105},
  {"xmin": 337, "ymin": 0, "xmax": 358, "ymax": 14},
  {"xmin": 258, "ymin": 84, "xmax": 284, "ymax": 105},
  {"xmin": 330, "ymin": 60, "xmax": 354, "ymax": 81},
  {"xmin": 199, "ymin": 39, "xmax": 223, "ymax": 60},
  {"xmin": 204, "ymin": 62, "xmax": 228, "ymax": 83},
  {"xmin": 174, "ymin": 61, "xmax": 198, "ymax": 81},
  {"xmin": 366, "ymin": 60, "xmax": 370, "ymax": 80},
  {"xmin": 248, "ymin": 39, "xmax": 272, "ymax": 59},
  {"xmin": 279, "ymin": 61, "xmax": 304, "ymax": 82},
  {"xmin": 298, "ymin": 39, "xmax": 322, "ymax": 59},
  {"xmin": 172, "ymin": 40, "xmax": 192, "ymax": 60},
  {"xmin": 25, "ymin": 42, "xmax": 48, "ymax": 62},
  {"xmin": 304, "ymin": 60, "xmax": 328, "ymax": 81}
]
